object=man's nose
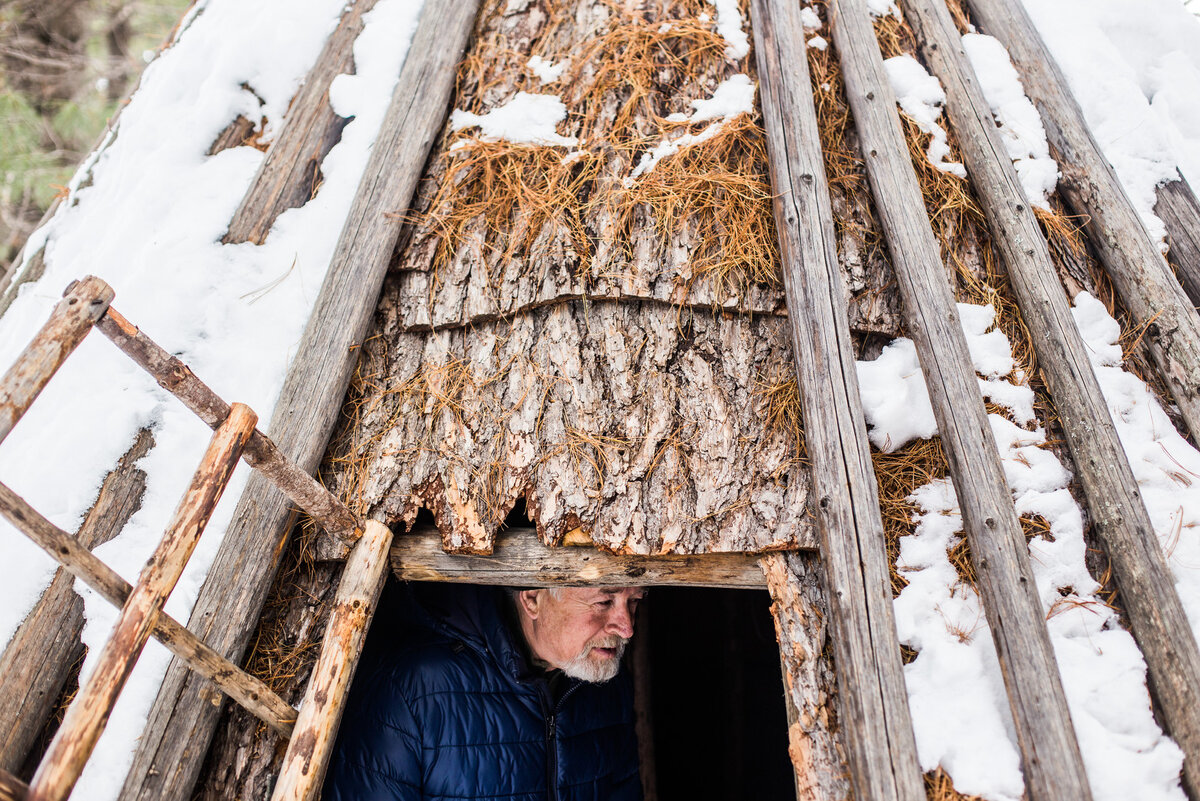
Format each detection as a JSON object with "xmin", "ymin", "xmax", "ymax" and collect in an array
[{"xmin": 607, "ymin": 604, "xmax": 634, "ymax": 639}]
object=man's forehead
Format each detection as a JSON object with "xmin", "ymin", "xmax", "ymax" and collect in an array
[{"xmin": 559, "ymin": 586, "xmax": 645, "ymax": 600}]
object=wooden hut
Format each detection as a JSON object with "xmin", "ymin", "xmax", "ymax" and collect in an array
[{"xmin": 2, "ymin": 0, "xmax": 1200, "ymax": 799}]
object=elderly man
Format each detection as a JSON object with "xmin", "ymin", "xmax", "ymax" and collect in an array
[{"xmin": 324, "ymin": 583, "xmax": 645, "ymax": 800}]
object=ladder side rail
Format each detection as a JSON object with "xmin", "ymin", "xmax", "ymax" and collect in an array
[
  {"xmin": 271, "ymin": 521, "xmax": 393, "ymax": 801},
  {"xmin": 27, "ymin": 405, "xmax": 258, "ymax": 801},
  {"xmin": 0, "ymin": 480, "xmax": 296, "ymax": 736},
  {"xmin": 0, "ymin": 278, "xmax": 113, "ymax": 446}
]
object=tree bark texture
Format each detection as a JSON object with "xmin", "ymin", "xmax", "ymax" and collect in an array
[
  {"xmin": 1157, "ymin": 174, "xmax": 1200, "ymax": 310},
  {"xmin": 0, "ymin": 428, "xmax": 152, "ymax": 774}
]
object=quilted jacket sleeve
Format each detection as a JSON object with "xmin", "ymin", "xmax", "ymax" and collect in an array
[{"xmin": 322, "ymin": 665, "xmax": 424, "ymax": 801}]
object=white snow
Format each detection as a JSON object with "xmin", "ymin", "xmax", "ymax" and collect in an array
[
  {"xmin": 884, "ymin": 54, "xmax": 967, "ymax": 178},
  {"xmin": 962, "ymin": 33, "xmax": 1058, "ymax": 209},
  {"xmin": 450, "ymin": 91, "xmax": 578, "ymax": 147},
  {"xmin": 800, "ymin": 6, "xmax": 822, "ymax": 31},
  {"xmin": 858, "ymin": 297, "xmax": 1200, "ymax": 799},
  {"xmin": 1021, "ymin": 0, "xmax": 1200, "ymax": 248},
  {"xmin": 527, "ymin": 54, "xmax": 568, "ymax": 83},
  {"xmin": 708, "ymin": 0, "xmax": 749, "ymax": 59},
  {"xmin": 807, "ymin": 35, "xmax": 828, "ymax": 51},
  {"xmin": 0, "ymin": 0, "xmax": 424, "ymax": 796},
  {"xmin": 629, "ymin": 74, "xmax": 755, "ymax": 180}
]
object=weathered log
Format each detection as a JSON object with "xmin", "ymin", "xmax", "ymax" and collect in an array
[
  {"xmin": 828, "ymin": 1, "xmax": 1092, "ymax": 797},
  {"xmin": 0, "ymin": 767, "xmax": 27, "ymax": 801},
  {"xmin": 0, "ymin": 277, "xmax": 112, "ymax": 445},
  {"xmin": 119, "ymin": 1, "xmax": 483, "ymax": 797},
  {"xmin": 27, "ymin": 405, "xmax": 258, "ymax": 801},
  {"xmin": 390, "ymin": 526, "xmax": 773, "ymax": 588},
  {"xmin": 899, "ymin": 0, "xmax": 1200, "ymax": 794},
  {"xmin": 0, "ymin": 428, "xmax": 152, "ymax": 773},
  {"xmin": 761, "ymin": 553, "xmax": 851, "ymax": 801},
  {"xmin": 751, "ymin": 3, "xmax": 922, "ymax": 798},
  {"xmin": 270, "ymin": 520, "xmax": 393, "ymax": 801},
  {"xmin": 1157, "ymin": 174, "xmax": 1200, "ymax": 310},
  {"xmin": 223, "ymin": 0, "xmax": 377, "ymax": 245},
  {"xmin": 95, "ymin": 308, "xmax": 361, "ymax": 545},
  {"xmin": 962, "ymin": 0, "xmax": 1200, "ymax": 446}
]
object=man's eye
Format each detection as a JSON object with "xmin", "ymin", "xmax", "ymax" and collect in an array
[{"xmin": 595, "ymin": 600, "xmax": 613, "ymax": 609}]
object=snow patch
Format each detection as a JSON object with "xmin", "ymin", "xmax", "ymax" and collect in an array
[
  {"xmin": 708, "ymin": 0, "xmax": 749, "ymax": 59},
  {"xmin": 884, "ymin": 54, "xmax": 966, "ymax": 178},
  {"xmin": 451, "ymin": 92, "xmax": 578, "ymax": 147},
  {"xmin": 527, "ymin": 54, "xmax": 568, "ymax": 83}
]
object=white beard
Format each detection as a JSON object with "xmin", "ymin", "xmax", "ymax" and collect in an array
[{"xmin": 559, "ymin": 635, "xmax": 628, "ymax": 683}]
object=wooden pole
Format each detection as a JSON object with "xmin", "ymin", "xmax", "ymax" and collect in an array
[
  {"xmin": 0, "ymin": 276, "xmax": 112, "ymax": 445},
  {"xmin": 827, "ymin": 1, "xmax": 1093, "ymax": 797},
  {"xmin": 897, "ymin": 0, "xmax": 1200, "ymax": 794},
  {"xmin": 761, "ymin": 553, "xmax": 852, "ymax": 801},
  {"xmin": 0, "ymin": 479, "xmax": 295, "ymax": 737},
  {"xmin": 1157, "ymin": 174, "xmax": 1200, "ymax": 309},
  {"xmin": 0, "ymin": 430, "xmax": 153, "ymax": 772},
  {"xmin": 27, "ymin": 405, "xmax": 258, "ymax": 801},
  {"xmin": 270, "ymin": 520, "xmax": 393, "ymax": 801},
  {"xmin": 751, "ymin": 2, "xmax": 923, "ymax": 797},
  {"xmin": 224, "ymin": 0, "xmax": 380, "ymax": 245},
  {"xmin": 119, "ymin": 2, "xmax": 483, "ymax": 796},
  {"xmin": 391, "ymin": 526, "xmax": 773, "ymax": 588},
  {"xmin": 95, "ymin": 308, "xmax": 362, "ymax": 546},
  {"xmin": 0, "ymin": 767, "xmax": 27, "ymax": 801},
  {"xmin": 962, "ymin": 0, "xmax": 1200, "ymax": 446}
]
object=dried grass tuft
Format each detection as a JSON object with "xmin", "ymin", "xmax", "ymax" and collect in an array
[{"xmin": 925, "ymin": 768, "xmax": 984, "ymax": 801}]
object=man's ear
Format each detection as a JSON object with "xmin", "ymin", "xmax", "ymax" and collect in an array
[{"xmin": 516, "ymin": 589, "xmax": 542, "ymax": 620}]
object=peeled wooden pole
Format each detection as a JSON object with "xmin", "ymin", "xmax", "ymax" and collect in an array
[
  {"xmin": 898, "ymin": 0, "xmax": 1200, "ymax": 793},
  {"xmin": 96, "ymin": 307, "xmax": 362, "ymax": 545},
  {"xmin": 271, "ymin": 520, "xmax": 393, "ymax": 801},
  {"xmin": 121, "ymin": 2, "xmax": 483, "ymax": 797},
  {"xmin": 27, "ymin": 405, "xmax": 258, "ymax": 801},
  {"xmin": 751, "ymin": 1, "xmax": 922, "ymax": 798},
  {"xmin": 828, "ymin": 1, "xmax": 1092, "ymax": 797},
  {"xmin": 1157, "ymin": 174, "xmax": 1200, "ymax": 309},
  {"xmin": 962, "ymin": 0, "xmax": 1200, "ymax": 446},
  {"xmin": 0, "ymin": 277, "xmax": 112, "ymax": 445},
  {"xmin": 0, "ymin": 480, "xmax": 295, "ymax": 737}
]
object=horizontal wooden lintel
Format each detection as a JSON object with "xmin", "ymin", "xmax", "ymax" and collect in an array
[{"xmin": 390, "ymin": 527, "xmax": 797, "ymax": 589}]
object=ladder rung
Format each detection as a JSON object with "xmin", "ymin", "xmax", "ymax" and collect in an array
[
  {"xmin": 0, "ymin": 277, "xmax": 113, "ymax": 447},
  {"xmin": 27, "ymin": 405, "xmax": 258, "ymax": 801},
  {"xmin": 0, "ymin": 480, "xmax": 295, "ymax": 737},
  {"xmin": 95, "ymin": 307, "xmax": 362, "ymax": 545}
]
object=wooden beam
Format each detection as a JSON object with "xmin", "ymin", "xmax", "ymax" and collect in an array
[
  {"xmin": 1157, "ymin": 174, "xmax": 1200, "ymax": 310},
  {"xmin": 0, "ymin": 767, "xmax": 27, "ymax": 801},
  {"xmin": 750, "ymin": 2, "xmax": 923, "ymax": 798},
  {"xmin": 0, "ymin": 429, "xmax": 152, "ymax": 772},
  {"xmin": 827, "ymin": 1, "xmax": 1092, "ymax": 798},
  {"xmin": 391, "ymin": 526, "xmax": 772, "ymax": 588},
  {"xmin": 27, "ymin": 405, "xmax": 257, "ymax": 801},
  {"xmin": 963, "ymin": 0, "xmax": 1200, "ymax": 446},
  {"xmin": 0, "ymin": 479, "xmax": 295, "ymax": 737},
  {"xmin": 270, "ymin": 521, "xmax": 393, "ymax": 801},
  {"xmin": 898, "ymin": 0, "xmax": 1200, "ymax": 795},
  {"xmin": 223, "ymin": 0, "xmax": 378, "ymax": 245},
  {"xmin": 761, "ymin": 553, "xmax": 852, "ymax": 801},
  {"xmin": 95, "ymin": 308, "xmax": 361, "ymax": 545},
  {"xmin": 118, "ymin": 2, "xmax": 483, "ymax": 797},
  {"xmin": 0, "ymin": 277, "xmax": 112, "ymax": 446}
]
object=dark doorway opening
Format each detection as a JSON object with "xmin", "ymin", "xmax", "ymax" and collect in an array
[{"xmin": 634, "ymin": 587, "xmax": 794, "ymax": 801}]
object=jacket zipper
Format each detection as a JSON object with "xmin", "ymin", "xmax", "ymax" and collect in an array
[{"xmin": 545, "ymin": 681, "xmax": 581, "ymax": 801}]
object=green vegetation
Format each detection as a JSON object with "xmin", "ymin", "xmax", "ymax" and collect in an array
[{"xmin": 0, "ymin": 0, "xmax": 191, "ymax": 270}]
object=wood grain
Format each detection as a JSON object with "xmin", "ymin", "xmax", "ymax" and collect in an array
[
  {"xmin": 751, "ymin": 2, "xmax": 922, "ymax": 797},
  {"xmin": 963, "ymin": 0, "xmax": 1200, "ymax": 446},
  {"xmin": 900, "ymin": 0, "xmax": 1200, "ymax": 794},
  {"xmin": 828, "ymin": 0, "xmax": 1092, "ymax": 797},
  {"xmin": 270, "ymin": 521, "xmax": 393, "ymax": 801},
  {"xmin": 390, "ymin": 526, "xmax": 773, "ymax": 588},
  {"xmin": 118, "ymin": 2, "xmax": 483, "ymax": 797},
  {"xmin": 1157, "ymin": 174, "xmax": 1200, "ymax": 310}
]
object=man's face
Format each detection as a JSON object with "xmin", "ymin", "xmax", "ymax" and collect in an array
[{"xmin": 515, "ymin": 587, "xmax": 645, "ymax": 683}]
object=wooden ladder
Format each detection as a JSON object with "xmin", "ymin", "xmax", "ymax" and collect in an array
[{"xmin": 0, "ymin": 276, "xmax": 391, "ymax": 801}]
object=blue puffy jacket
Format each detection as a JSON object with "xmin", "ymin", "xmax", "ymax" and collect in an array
[{"xmin": 323, "ymin": 584, "xmax": 642, "ymax": 801}]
